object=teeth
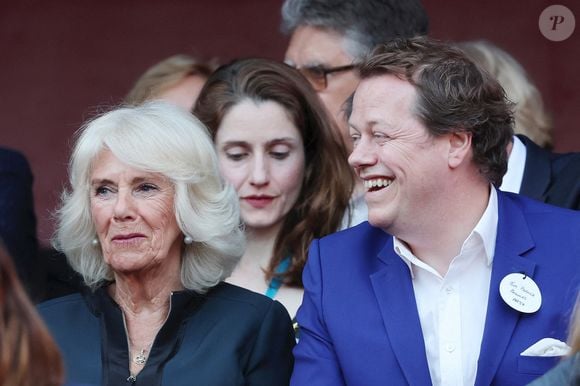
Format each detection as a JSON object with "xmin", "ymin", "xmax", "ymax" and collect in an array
[{"xmin": 364, "ymin": 178, "xmax": 392, "ymax": 190}]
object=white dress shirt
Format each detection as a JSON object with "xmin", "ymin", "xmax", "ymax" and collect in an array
[
  {"xmin": 500, "ymin": 135, "xmax": 527, "ymax": 193},
  {"xmin": 394, "ymin": 188, "xmax": 499, "ymax": 386}
]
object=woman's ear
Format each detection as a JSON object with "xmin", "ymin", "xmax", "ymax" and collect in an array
[{"xmin": 448, "ymin": 131, "xmax": 472, "ymax": 169}]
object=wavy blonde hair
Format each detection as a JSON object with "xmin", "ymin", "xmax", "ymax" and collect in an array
[{"xmin": 125, "ymin": 54, "xmax": 217, "ymax": 106}]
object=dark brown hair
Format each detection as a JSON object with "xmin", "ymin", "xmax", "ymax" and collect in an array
[
  {"xmin": 0, "ymin": 244, "xmax": 64, "ymax": 386},
  {"xmin": 194, "ymin": 58, "xmax": 354, "ymax": 286},
  {"xmin": 354, "ymin": 37, "xmax": 514, "ymax": 187}
]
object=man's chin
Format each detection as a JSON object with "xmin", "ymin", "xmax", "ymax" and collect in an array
[{"xmin": 367, "ymin": 214, "xmax": 393, "ymax": 233}]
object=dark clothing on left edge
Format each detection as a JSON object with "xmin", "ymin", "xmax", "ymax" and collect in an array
[
  {"xmin": 0, "ymin": 147, "xmax": 43, "ymax": 300},
  {"xmin": 38, "ymin": 282, "xmax": 295, "ymax": 386}
]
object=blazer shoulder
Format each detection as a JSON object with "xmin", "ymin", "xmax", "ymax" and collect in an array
[
  {"xmin": 504, "ymin": 191, "xmax": 579, "ymax": 217},
  {"xmin": 501, "ymin": 192, "xmax": 580, "ymax": 248},
  {"xmin": 319, "ymin": 221, "xmax": 390, "ymax": 252},
  {"xmin": 204, "ymin": 282, "xmax": 288, "ymax": 318},
  {"xmin": 0, "ymin": 147, "xmax": 32, "ymax": 174},
  {"xmin": 549, "ymin": 146, "xmax": 580, "ymax": 169},
  {"xmin": 37, "ymin": 292, "xmax": 98, "ymax": 337},
  {"xmin": 37, "ymin": 292, "xmax": 86, "ymax": 315}
]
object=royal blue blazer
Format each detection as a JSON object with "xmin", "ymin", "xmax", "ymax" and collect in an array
[{"xmin": 291, "ymin": 191, "xmax": 580, "ymax": 386}]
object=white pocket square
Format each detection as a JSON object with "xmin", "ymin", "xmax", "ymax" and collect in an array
[{"xmin": 520, "ymin": 338, "xmax": 571, "ymax": 357}]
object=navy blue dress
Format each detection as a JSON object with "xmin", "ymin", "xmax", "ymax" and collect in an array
[{"xmin": 38, "ymin": 283, "xmax": 295, "ymax": 386}]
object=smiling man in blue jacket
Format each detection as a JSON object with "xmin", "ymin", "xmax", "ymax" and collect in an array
[{"xmin": 290, "ymin": 37, "xmax": 580, "ymax": 386}]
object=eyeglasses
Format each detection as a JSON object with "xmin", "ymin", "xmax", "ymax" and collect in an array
[{"xmin": 296, "ymin": 64, "xmax": 357, "ymax": 91}]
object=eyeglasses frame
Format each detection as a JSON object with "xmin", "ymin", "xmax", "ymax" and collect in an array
[{"xmin": 296, "ymin": 64, "xmax": 358, "ymax": 91}]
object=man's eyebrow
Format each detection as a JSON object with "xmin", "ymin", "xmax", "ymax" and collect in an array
[{"xmin": 348, "ymin": 120, "xmax": 382, "ymax": 131}]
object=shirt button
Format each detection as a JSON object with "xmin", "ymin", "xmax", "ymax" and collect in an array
[
  {"xmin": 395, "ymin": 246, "xmax": 401, "ymax": 254},
  {"xmin": 445, "ymin": 343, "xmax": 456, "ymax": 353},
  {"xmin": 445, "ymin": 286, "xmax": 454, "ymax": 294}
]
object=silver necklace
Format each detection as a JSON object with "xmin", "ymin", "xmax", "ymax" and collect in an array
[
  {"xmin": 118, "ymin": 291, "xmax": 174, "ymax": 381},
  {"xmin": 133, "ymin": 348, "xmax": 149, "ymax": 365},
  {"xmin": 122, "ymin": 313, "xmax": 154, "ymax": 368}
]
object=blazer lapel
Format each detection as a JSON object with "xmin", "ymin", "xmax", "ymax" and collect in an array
[
  {"xmin": 475, "ymin": 192, "xmax": 536, "ymax": 386},
  {"xmin": 370, "ymin": 239, "xmax": 432, "ymax": 385},
  {"xmin": 518, "ymin": 134, "xmax": 552, "ymax": 201}
]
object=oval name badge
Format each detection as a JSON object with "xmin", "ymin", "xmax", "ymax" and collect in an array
[{"xmin": 499, "ymin": 273, "xmax": 542, "ymax": 313}]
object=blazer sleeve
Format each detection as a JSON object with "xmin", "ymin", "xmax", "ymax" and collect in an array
[
  {"xmin": 291, "ymin": 239, "xmax": 346, "ymax": 386},
  {"xmin": 246, "ymin": 300, "xmax": 296, "ymax": 386}
]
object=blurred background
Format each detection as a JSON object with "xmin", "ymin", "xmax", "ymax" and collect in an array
[{"xmin": 1, "ymin": 0, "xmax": 578, "ymax": 246}]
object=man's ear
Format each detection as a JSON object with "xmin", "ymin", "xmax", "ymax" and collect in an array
[{"xmin": 448, "ymin": 131, "xmax": 472, "ymax": 169}]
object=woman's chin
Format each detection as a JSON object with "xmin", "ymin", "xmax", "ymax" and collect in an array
[{"xmin": 106, "ymin": 253, "xmax": 151, "ymax": 274}]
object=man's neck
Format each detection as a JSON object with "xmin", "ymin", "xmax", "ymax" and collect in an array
[{"xmin": 399, "ymin": 182, "xmax": 491, "ymax": 277}]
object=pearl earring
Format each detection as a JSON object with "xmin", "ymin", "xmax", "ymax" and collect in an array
[
  {"xmin": 184, "ymin": 235, "xmax": 193, "ymax": 245},
  {"xmin": 91, "ymin": 238, "xmax": 99, "ymax": 247}
]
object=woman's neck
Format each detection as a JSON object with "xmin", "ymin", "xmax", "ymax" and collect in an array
[
  {"xmin": 110, "ymin": 280, "xmax": 175, "ymax": 316},
  {"xmin": 243, "ymin": 222, "xmax": 283, "ymax": 268},
  {"xmin": 109, "ymin": 249, "xmax": 184, "ymax": 315},
  {"xmin": 109, "ymin": 281, "xmax": 174, "ymax": 378},
  {"xmin": 226, "ymin": 222, "xmax": 282, "ymax": 292}
]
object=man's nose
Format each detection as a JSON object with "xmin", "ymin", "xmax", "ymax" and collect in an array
[{"xmin": 348, "ymin": 137, "xmax": 377, "ymax": 170}]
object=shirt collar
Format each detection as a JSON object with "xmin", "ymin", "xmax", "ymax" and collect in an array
[
  {"xmin": 472, "ymin": 186, "xmax": 498, "ymax": 266},
  {"xmin": 394, "ymin": 186, "xmax": 499, "ymax": 277},
  {"xmin": 500, "ymin": 135, "xmax": 527, "ymax": 193}
]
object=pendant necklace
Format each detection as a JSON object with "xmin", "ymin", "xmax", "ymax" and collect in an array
[{"xmin": 133, "ymin": 348, "xmax": 149, "ymax": 365}]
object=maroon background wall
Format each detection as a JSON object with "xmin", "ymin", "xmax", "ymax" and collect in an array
[{"xmin": 1, "ymin": 0, "xmax": 578, "ymax": 245}]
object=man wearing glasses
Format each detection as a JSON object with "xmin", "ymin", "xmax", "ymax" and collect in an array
[{"xmin": 281, "ymin": 0, "xmax": 429, "ymax": 153}]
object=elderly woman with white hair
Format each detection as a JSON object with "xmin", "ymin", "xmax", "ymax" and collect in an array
[{"xmin": 38, "ymin": 102, "xmax": 295, "ymax": 385}]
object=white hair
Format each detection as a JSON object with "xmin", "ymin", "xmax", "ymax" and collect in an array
[{"xmin": 54, "ymin": 101, "xmax": 244, "ymax": 293}]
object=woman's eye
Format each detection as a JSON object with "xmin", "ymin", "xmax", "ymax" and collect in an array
[
  {"xmin": 269, "ymin": 144, "xmax": 291, "ymax": 160},
  {"xmin": 270, "ymin": 151, "xmax": 289, "ymax": 160},
  {"xmin": 137, "ymin": 183, "xmax": 158, "ymax": 193},
  {"xmin": 225, "ymin": 152, "xmax": 247, "ymax": 161},
  {"xmin": 95, "ymin": 186, "xmax": 112, "ymax": 196}
]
